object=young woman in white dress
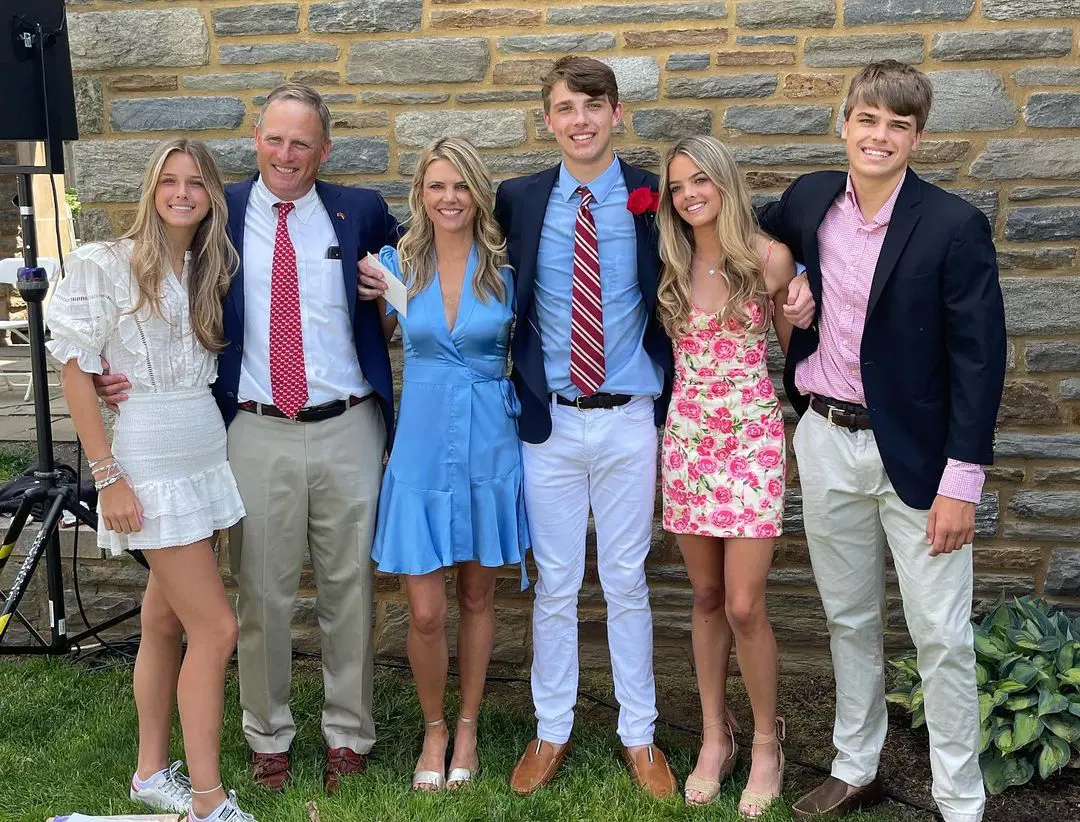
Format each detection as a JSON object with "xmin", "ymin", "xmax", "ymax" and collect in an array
[{"xmin": 47, "ymin": 139, "xmax": 253, "ymax": 822}]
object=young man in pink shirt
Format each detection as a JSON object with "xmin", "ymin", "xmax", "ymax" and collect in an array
[{"xmin": 757, "ymin": 61, "xmax": 1006, "ymax": 822}]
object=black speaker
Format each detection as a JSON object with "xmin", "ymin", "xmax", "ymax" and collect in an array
[{"xmin": 0, "ymin": 0, "xmax": 78, "ymax": 166}]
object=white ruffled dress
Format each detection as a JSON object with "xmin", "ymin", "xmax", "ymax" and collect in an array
[{"xmin": 46, "ymin": 240, "xmax": 245, "ymax": 556}]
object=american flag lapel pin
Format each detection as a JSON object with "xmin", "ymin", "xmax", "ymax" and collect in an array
[{"xmin": 336, "ymin": 211, "xmax": 346, "ymax": 220}]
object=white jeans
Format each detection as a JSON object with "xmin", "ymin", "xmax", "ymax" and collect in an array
[
  {"xmin": 522, "ymin": 395, "xmax": 659, "ymax": 747},
  {"xmin": 793, "ymin": 408, "xmax": 985, "ymax": 822}
]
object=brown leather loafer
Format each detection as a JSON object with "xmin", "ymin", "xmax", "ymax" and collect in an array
[
  {"xmin": 792, "ymin": 775, "xmax": 885, "ymax": 818},
  {"xmin": 252, "ymin": 751, "xmax": 290, "ymax": 792},
  {"xmin": 622, "ymin": 744, "xmax": 678, "ymax": 800},
  {"xmin": 509, "ymin": 739, "xmax": 570, "ymax": 795},
  {"xmin": 325, "ymin": 746, "xmax": 368, "ymax": 796}
]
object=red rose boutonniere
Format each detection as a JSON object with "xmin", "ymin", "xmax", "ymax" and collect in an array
[{"xmin": 626, "ymin": 186, "xmax": 660, "ymax": 215}]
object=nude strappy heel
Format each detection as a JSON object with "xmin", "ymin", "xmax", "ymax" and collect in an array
[
  {"xmin": 411, "ymin": 717, "xmax": 446, "ymax": 792},
  {"xmin": 738, "ymin": 717, "xmax": 786, "ymax": 818},
  {"xmin": 684, "ymin": 711, "xmax": 740, "ymax": 806},
  {"xmin": 446, "ymin": 715, "xmax": 480, "ymax": 790}
]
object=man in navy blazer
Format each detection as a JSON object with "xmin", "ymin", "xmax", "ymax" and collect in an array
[
  {"xmin": 493, "ymin": 56, "xmax": 678, "ymax": 799},
  {"xmin": 99, "ymin": 83, "xmax": 399, "ymax": 795},
  {"xmin": 219, "ymin": 84, "xmax": 399, "ymax": 796},
  {"xmin": 757, "ymin": 62, "xmax": 1005, "ymax": 821}
]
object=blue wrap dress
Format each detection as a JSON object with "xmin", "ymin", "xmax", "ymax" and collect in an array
[{"xmin": 370, "ymin": 246, "xmax": 529, "ymax": 584}]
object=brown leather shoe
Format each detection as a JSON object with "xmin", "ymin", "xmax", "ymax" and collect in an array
[
  {"xmin": 509, "ymin": 739, "xmax": 570, "ymax": 795},
  {"xmin": 622, "ymin": 744, "xmax": 678, "ymax": 800},
  {"xmin": 252, "ymin": 751, "xmax": 290, "ymax": 792},
  {"xmin": 325, "ymin": 747, "xmax": 368, "ymax": 796},
  {"xmin": 791, "ymin": 775, "xmax": 885, "ymax": 818}
]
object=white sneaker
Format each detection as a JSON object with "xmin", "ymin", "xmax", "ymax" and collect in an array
[
  {"xmin": 130, "ymin": 760, "xmax": 192, "ymax": 813},
  {"xmin": 191, "ymin": 789, "xmax": 257, "ymax": 822}
]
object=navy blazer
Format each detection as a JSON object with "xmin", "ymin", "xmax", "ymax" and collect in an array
[
  {"xmin": 494, "ymin": 160, "xmax": 674, "ymax": 444},
  {"xmin": 757, "ymin": 168, "xmax": 1006, "ymax": 510},
  {"xmin": 213, "ymin": 175, "xmax": 401, "ymax": 444}
]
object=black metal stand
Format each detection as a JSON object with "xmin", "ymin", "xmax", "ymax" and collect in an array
[
  {"xmin": 0, "ymin": 14, "xmax": 146, "ymax": 653},
  {"xmin": 0, "ymin": 175, "xmax": 145, "ymax": 654}
]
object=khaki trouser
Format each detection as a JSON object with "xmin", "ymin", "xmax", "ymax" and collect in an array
[
  {"xmin": 227, "ymin": 399, "xmax": 385, "ymax": 753},
  {"xmin": 793, "ymin": 407, "xmax": 985, "ymax": 822}
]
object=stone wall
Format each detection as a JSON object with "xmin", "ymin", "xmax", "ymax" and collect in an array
[{"xmin": 41, "ymin": 0, "xmax": 1080, "ymax": 672}]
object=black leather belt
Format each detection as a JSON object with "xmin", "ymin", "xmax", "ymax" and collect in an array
[
  {"xmin": 555, "ymin": 392, "xmax": 633, "ymax": 410},
  {"xmin": 238, "ymin": 394, "xmax": 371, "ymax": 423},
  {"xmin": 810, "ymin": 394, "xmax": 872, "ymax": 432}
]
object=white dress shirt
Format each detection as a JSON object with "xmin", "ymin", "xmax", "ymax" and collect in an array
[{"xmin": 239, "ymin": 177, "xmax": 371, "ymax": 406}]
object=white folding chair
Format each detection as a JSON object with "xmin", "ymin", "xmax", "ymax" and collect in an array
[{"xmin": 0, "ymin": 256, "xmax": 63, "ymax": 400}]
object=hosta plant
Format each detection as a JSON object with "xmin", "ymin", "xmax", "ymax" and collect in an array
[{"xmin": 887, "ymin": 595, "xmax": 1080, "ymax": 795}]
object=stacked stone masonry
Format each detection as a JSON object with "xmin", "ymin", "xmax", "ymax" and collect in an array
[{"xmin": 32, "ymin": 0, "xmax": 1080, "ymax": 672}]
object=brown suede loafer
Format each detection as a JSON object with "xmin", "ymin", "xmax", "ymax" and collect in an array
[
  {"xmin": 792, "ymin": 775, "xmax": 885, "ymax": 818},
  {"xmin": 622, "ymin": 744, "xmax": 678, "ymax": 800},
  {"xmin": 325, "ymin": 746, "xmax": 368, "ymax": 796},
  {"xmin": 509, "ymin": 739, "xmax": 571, "ymax": 795},
  {"xmin": 252, "ymin": 751, "xmax": 290, "ymax": 792}
]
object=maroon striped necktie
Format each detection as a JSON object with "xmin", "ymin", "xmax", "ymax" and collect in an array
[{"xmin": 570, "ymin": 186, "xmax": 605, "ymax": 396}]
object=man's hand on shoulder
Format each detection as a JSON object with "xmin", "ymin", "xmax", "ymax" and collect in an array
[
  {"xmin": 357, "ymin": 256, "xmax": 388, "ymax": 301},
  {"xmin": 926, "ymin": 495, "xmax": 975, "ymax": 556},
  {"xmin": 93, "ymin": 357, "xmax": 131, "ymax": 413}
]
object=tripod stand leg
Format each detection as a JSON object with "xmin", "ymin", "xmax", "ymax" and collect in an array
[
  {"xmin": 0, "ymin": 494, "xmax": 34, "ymax": 576},
  {"xmin": 0, "ymin": 491, "xmax": 66, "ymax": 646}
]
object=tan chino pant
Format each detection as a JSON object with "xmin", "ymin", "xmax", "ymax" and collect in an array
[
  {"xmin": 227, "ymin": 399, "xmax": 385, "ymax": 753},
  {"xmin": 792, "ymin": 407, "xmax": 985, "ymax": 822}
]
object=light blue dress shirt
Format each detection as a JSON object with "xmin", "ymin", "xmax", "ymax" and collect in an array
[{"xmin": 535, "ymin": 156, "xmax": 664, "ymax": 400}]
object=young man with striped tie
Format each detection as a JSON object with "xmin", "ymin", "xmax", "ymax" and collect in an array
[{"xmin": 491, "ymin": 54, "xmax": 678, "ymax": 799}]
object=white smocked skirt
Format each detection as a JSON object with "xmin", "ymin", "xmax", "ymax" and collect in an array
[{"xmin": 101, "ymin": 387, "xmax": 245, "ymax": 556}]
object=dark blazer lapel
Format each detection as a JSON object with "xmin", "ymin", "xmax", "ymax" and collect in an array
[
  {"xmin": 224, "ymin": 175, "xmax": 256, "ymax": 334},
  {"xmin": 619, "ymin": 160, "xmax": 660, "ymax": 310},
  {"xmin": 316, "ymin": 181, "xmax": 358, "ymax": 324},
  {"xmin": 516, "ymin": 166, "xmax": 560, "ymax": 317},
  {"xmin": 867, "ymin": 168, "xmax": 922, "ymax": 318},
  {"xmin": 804, "ymin": 173, "xmax": 846, "ymax": 308}
]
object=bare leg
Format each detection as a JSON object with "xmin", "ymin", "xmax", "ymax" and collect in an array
[
  {"xmin": 144, "ymin": 540, "xmax": 238, "ymax": 818},
  {"xmin": 679, "ymin": 534, "xmax": 735, "ymax": 803},
  {"xmin": 449, "ymin": 562, "xmax": 498, "ymax": 781},
  {"xmin": 133, "ymin": 571, "xmax": 183, "ymax": 780},
  {"xmin": 405, "ymin": 571, "xmax": 450, "ymax": 788},
  {"xmin": 724, "ymin": 537, "xmax": 781, "ymax": 816}
]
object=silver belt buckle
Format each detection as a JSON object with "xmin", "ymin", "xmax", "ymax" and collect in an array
[{"xmin": 826, "ymin": 405, "xmax": 842, "ymax": 428}]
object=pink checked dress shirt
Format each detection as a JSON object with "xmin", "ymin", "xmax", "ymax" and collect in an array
[{"xmin": 794, "ymin": 175, "xmax": 984, "ymax": 504}]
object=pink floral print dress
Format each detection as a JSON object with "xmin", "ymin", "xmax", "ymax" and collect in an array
[{"xmin": 662, "ymin": 294, "xmax": 785, "ymax": 540}]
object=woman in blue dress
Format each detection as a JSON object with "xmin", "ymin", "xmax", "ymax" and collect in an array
[{"xmin": 368, "ymin": 137, "xmax": 529, "ymax": 791}]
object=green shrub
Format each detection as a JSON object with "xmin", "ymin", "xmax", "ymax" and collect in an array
[{"xmin": 887, "ymin": 595, "xmax": 1080, "ymax": 795}]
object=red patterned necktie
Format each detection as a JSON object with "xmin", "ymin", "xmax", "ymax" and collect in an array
[
  {"xmin": 570, "ymin": 186, "xmax": 605, "ymax": 396},
  {"xmin": 269, "ymin": 201, "xmax": 308, "ymax": 418}
]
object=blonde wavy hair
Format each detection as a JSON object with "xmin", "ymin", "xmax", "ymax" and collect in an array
[
  {"xmin": 119, "ymin": 138, "xmax": 237, "ymax": 352},
  {"xmin": 397, "ymin": 137, "xmax": 507, "ymax": 303},
  {"xmin": 656, "ymin": 135, "xmax": 770, "ymax": 339}
]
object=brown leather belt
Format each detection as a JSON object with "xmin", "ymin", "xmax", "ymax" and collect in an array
[
  {"xmin": 237, "ymin": 394, "xmax": 371, "ymax": 423},
  {"xmin": 810, "ymin": 394, "xmax": 872, "ymax": 432},
  {"xmin": 555, "ymin": 392, "xmax": 633, "ymax": 410}
]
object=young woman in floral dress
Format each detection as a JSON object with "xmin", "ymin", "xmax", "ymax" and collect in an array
[{"xmin": 656, "ymin": 135, "xmax": 812, "ymax": 816}]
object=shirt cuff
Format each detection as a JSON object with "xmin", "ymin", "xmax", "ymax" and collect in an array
[{"xmin": 937, "ymin": 459, "xmax": 984, "ymax": 504}]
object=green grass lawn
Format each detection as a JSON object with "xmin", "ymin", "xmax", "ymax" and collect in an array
[{"xmin": 0, "ymin": 657, "xmax": 930, "ymax": 822}]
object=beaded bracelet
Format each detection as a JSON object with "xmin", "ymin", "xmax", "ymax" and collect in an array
[
  {"xmin": 94, "ymin": 469, "xmax": 128, "ymax": 492},
  {"xmin": 93, "ymin": 461, "xmax": 126, "ymax": 482},
  {"xmin": 87, "ymin": 455, "xmax": 115, "ymax": 469}
]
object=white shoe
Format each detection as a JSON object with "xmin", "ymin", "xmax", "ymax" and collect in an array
[
  {"xmin": 130, "ymin": 760, "xmax": 192, "ymax": 813},
  {"xmin": 190, "ymin": 789, "xmax": 257, "ymax": 822}
]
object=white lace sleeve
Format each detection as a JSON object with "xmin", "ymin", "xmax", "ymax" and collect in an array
[{"xmin": 45, "ymin": 244, "xmax": 123, "ymax": 375}]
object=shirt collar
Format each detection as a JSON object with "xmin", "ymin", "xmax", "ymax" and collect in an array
[
  {"xmin": 253, "ymin": 175, "xmax": 321, "ymax": 223},
  {"xmin": 842, "ymin": 172, "xmax": 905, "ymax": 228},
  {"xmin": 556, "ymin": 154, "xmax": 622, "ymax": 204}
]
